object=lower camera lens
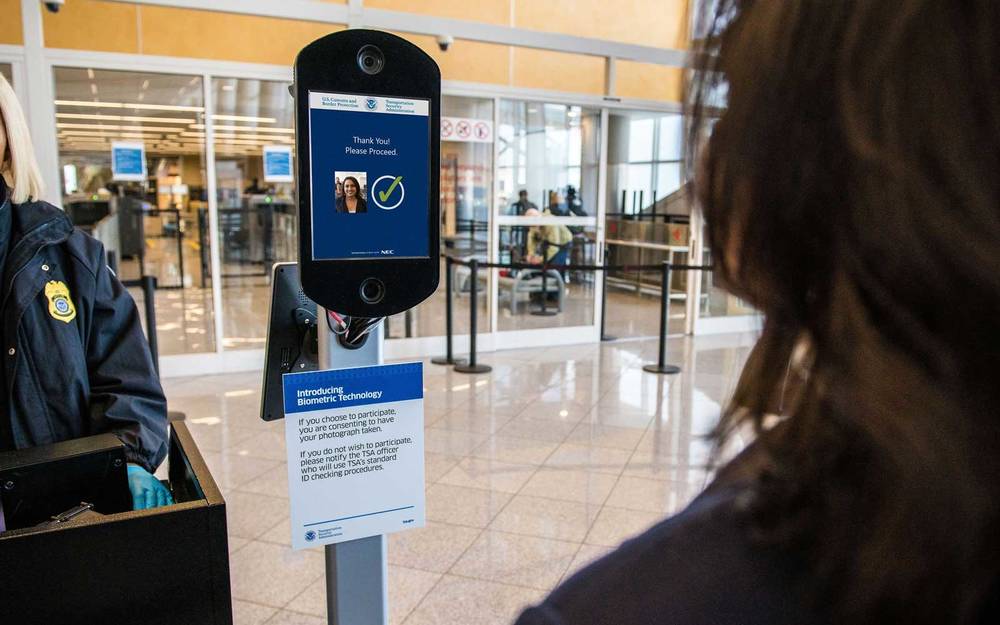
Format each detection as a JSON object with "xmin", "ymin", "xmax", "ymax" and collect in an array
[{"xmin": 357, "ymin": 45, "xmax": 385, "ymax": 75}]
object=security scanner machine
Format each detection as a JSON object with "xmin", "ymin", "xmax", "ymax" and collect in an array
[
  {"xmin": 258, "ymin": 29, "xmax": 440, "ymax": 625},
  {"xmin": 0, "ymin": 423, "xmax": 232, "ymax": 625}
]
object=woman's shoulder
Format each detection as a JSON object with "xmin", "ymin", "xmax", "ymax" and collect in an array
[{"xmin": 517, "ymin": 476, "xmax": 822, "ymax": 625}]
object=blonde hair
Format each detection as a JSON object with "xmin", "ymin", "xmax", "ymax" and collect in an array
[{"xmin": 0, "ymin": 74, "xmax": 44, "ymax": 204}]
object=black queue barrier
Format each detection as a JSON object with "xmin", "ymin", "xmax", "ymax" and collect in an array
[
  {"xmin": 431, "ymin": 255, "xmax": 466, "ymax": 366},
  {"xmin": 0, "ymin": 421, "xmax": 232, "ymax": 625},
  {"xmin": 443, "ymin": 256, "xmax": 711, "ymax": 375},
  {"xmin": 642, "ymin": 261, "xmax": 681, "ymax": 375},
  {"xmin": 600, "ymin": 244, "xmax": 616, "ymax": 341},
  {"xmin": 453, "ymin": 258, "xmax": 492, "ymax": 374},
  {"xmin": 122, "ymin": 275, "xmax": 160, "ymax": 374}
]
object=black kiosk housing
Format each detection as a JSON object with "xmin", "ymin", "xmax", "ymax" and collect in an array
[
  {"xmin": 295, "ymin": 30, "xmax": 441, "ymax": 317},
  {"xmin": 0, "ymin": 423, "xmax": 232, "ymax": 625}
]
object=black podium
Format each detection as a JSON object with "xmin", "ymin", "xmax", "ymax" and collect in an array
[{"xmin": 0, "ymin": 422, "xmax": 233, "ymax": 625}]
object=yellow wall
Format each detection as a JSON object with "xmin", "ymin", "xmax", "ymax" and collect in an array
[
  {"xmin": 43, "ymin": 0, "xmax": 138, "ymax": 53},
  {"xmin": 401, "ymin": 33, "xmax": 510, "ymax": 86},
  {"xmin": 515, "ymin": 0, "xmax": 689, "ymax": 50},
  {"xmin": 35, "ymin": 0, "xmax": 687, "ymax": 101},
  {"xmin": 139, "ymin": 7, "xmax": 341, "ymax": 66},
  {"xmin": 0, "ymin": 0, "xmax": 23, "ymax": 45},
  {"xmin": 42, "ymin": 2, "xmax": 342, "ymax": 65},
  {"xmin": 512, "ymin": 49, "xmax": 606, "ymax": 95},
  {"xmin": 617, "ymin": 61, "xmax": 685, "ymax": 102},
  {"xmin": 367, "ymin": 0, "xmax": 510, "ymax": 26}
]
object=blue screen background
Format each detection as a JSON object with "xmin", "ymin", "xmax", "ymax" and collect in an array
[{"xmin": 310, "ymin": 107, "xmax": 430, "ymax": 260}]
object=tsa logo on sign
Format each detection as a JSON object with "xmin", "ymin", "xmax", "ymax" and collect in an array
[
  {"xmin": 305, "ymin": 530, "xmax": 317, "ymax": 542},
  {"xmin": 365, "ymin": 98, "xmax": 378, "ymax": 111}
]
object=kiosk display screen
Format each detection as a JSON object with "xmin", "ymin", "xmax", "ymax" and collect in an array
[{"xmin": 308, "ymin": 91, "xmax": 431, "ymax": 260}]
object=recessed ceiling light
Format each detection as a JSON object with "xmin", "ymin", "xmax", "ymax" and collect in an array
[
  {"xmin": 57, "ymin": 113, "xmax": 195, "ymax": 124},
  {"xmin": 212, "ymin": 114, "xmax": 277, "ymax": 124},
  {"xmin": 56, "ymin": 100, "xmax": 205, "ymax": 113}
]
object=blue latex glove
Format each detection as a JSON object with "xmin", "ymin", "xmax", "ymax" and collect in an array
[{"xmin": 127, "ymin": 464, "xmax": 174, "ymax": 510}]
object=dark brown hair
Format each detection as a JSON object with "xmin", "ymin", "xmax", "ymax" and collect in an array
[{"xmin": 689, "ymin": 1, "xmax": 999, "ymax": 623}]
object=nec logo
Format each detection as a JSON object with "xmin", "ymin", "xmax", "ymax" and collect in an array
[
  {"xmin": 365, "ymin": 98, "xmax": 378, "ymax": 110},
  {"xmin": 381, "ymin": 250, "xmax": 395, "ymax": 255}
]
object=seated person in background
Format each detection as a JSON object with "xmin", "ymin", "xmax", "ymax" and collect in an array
[
  {"xmin": 336, "ymin": 176, "xmax": 367, "ymax": 213},
  {"xmin": 516, "ymin": 1, "xmax": 999, "ymax": 625},
  {"xmin": 524, "ymin": 208, "xmax": 573, "ymax": 267},
  {"xmin": 0, "ymin": 75, "xmax": 171, "ymax": 522},
  {"xmin": 510, "ymin": 189, "xmax": 537, "ymax": 215}
]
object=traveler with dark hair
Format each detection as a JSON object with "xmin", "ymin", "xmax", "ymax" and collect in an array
[{"xmin": 516, "ymin": 2, "xmax": 1000, "ymax": 624}]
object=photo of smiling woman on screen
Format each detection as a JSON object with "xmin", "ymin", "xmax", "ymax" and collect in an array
[{"xmin": 336, "ymin": 174, "xmax": 367, "ymax": 214}]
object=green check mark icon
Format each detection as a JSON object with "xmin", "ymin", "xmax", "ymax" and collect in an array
[{"xmin": 378, "ymin": 176, "xmax": 403, "ymax": 203}]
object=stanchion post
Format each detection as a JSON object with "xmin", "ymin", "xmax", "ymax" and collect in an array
[
  {"xmin": 600, "ymin": 245, "xmax": 616, "ymax": 341},
  {"xmin": 454, "ymin": 258, "xmax": 491, "ymax": 374},
  {"xmin": 432, "ymin": 255, "xmax": 466, "ymax": 365},
  {"xmin": 141, "ymin": 275, "xmax": 160, "ymax": 375},
  {"xmin": 643, "ymin": 261, "xmax": 681, "ymax": 375},
  {"xmin": 531, "ymin": 242, "xmax": 558, "ymax": 317}
]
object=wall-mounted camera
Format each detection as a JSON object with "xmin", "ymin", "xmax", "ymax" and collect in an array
[
  {"xmin": 43, "ymin": 0, "xmax": 65, "ymax": 13},
  {"xmin": 436, "ymin": 35, "xmax": 453, "ymax": 52}
]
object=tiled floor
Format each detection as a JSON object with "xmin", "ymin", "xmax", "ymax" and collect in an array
[{"xmin": 162, "ymin": 331, "xmax": 756, "ymax": 625}]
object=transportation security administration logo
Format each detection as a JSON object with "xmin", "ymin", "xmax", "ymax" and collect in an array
[
  {"xmin": 365, "ymin": 98, "xmax": 378, "ymax": 110},
  {"xmin": 45, "ymin": 280, "xmax": 77, "ymax": 323}
]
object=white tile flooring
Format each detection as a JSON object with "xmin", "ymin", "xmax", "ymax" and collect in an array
[{"xmin": 162, "ymin": 331, "xmax": 757, "ymax": 625}]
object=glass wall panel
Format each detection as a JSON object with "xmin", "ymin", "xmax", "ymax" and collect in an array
[
  {"xmin": 53, "ymin": 67, "xmax": 214, "ymax": 355},
  {"xmin": 386, "ymin": 96, "xmax": 493, "ymax": 339},
  {"xmin": 604, "ymin": 111, "xmax": 691, "ymax": 337},
  {"xmin": 496, "ymin": 100, "xmax": 600, "ymax": 332},
  {"xmin": 211, "ymin": 77, "xmax": 295, "ymax": 350},
  {"xmin": 0, "ymin": 63, "xmax": 11, "ymax": 86},
  {"xmin": 607, "ymin": 111, "xmax": 685, "ymax": 215},
  {"xmin": 497, "ymin": 101, "xmax": 600, "ymax": 218}
]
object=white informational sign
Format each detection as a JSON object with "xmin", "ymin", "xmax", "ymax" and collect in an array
[
  {"xmin": 111, "ymin": 141, "xmax": 147, "ymax": 182},
  {"xmin": 441, "ymin": 116, "xmax": 493, "ymax": 143},
  {"xmin": 263, "ymin": 144, "xmax": 294, "ymax": 183},
  {"xmin": 282, "ymin": 362, "xmax": 425, "ymax": 551}
]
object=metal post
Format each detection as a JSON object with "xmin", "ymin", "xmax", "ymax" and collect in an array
[
  {"xmin": 600, "ymin": 245, "xmax": 616, "ymax": 341},
  {"xmin": 431, "ymin": 256, "xmax": 465, "ymax": 365},
  {"xmin": 141, "ymin": 275, "xmax": 159, "ymax": 375},
  {"xmin": 643, "ymin": 261, "xmax": 681, "ymax": 375},
  {"xmin": 175, "ymin": 210, "xmax": 185, "ymax": 289},
  {"xmin": 454, "ymin": 259, "xmax": 491, "ymax": 374},
  {"xmin": 318, "ymin": 313, "xmax": 389, "ymax": 625},
  {"xmin": 531, "ymin": 242, "xmax": 557, "ymax": 317}
]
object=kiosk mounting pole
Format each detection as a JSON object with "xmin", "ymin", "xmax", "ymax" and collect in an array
[{"xmin": 317, "ymin": 311, "xmax": 389, "ymax": 625}]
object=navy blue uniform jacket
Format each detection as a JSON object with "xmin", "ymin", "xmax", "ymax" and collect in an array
[{"xmin": 0, "ymin": 185, "xmax": 167, "ymax": 472}]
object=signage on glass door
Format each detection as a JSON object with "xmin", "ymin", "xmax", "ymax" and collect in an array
[{"xmin": 441, "ymin": 116, "xmax": 492, "ymax": 143}]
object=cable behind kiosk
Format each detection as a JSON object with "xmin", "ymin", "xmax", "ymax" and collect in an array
[{"xmin": 262, "ymin": 30, "xmax": 440, "ymax": 625}]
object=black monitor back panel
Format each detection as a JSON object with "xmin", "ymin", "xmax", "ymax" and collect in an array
[{"xmin": 260, "ymin": 262, "xmax": 319, "ymax": 422}]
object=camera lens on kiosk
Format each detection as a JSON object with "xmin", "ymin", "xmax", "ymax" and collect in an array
[{"xmin": 357, "ymin": 45, "xmax": 385, "ymax": 75}]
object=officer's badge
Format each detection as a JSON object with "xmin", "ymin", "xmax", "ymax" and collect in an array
[{"xmin": 45, "ymin": 280, "xmax": 76, "ymax": 323}]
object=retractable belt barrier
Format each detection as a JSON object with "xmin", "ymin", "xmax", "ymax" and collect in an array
[{"xmin": 432, "ymin": 255, "xmax": 713, "ymax": 376}]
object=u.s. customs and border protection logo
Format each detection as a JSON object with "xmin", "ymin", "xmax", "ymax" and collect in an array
[{"xmin": 45, "ymin": 280, "xmax": 76, "ymax": 323}]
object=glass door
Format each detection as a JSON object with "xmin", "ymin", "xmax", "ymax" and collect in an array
[
  {"xmin": 495, "ymin": 100, "xmax": 600, "ymax": 333},
  {"xmin": 603, "ymin": 110, "xmax": 690, "ymax": 338},
  {"xmin": 53, "ymin": 67, "xmax": 215, "ymax": 355}
]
